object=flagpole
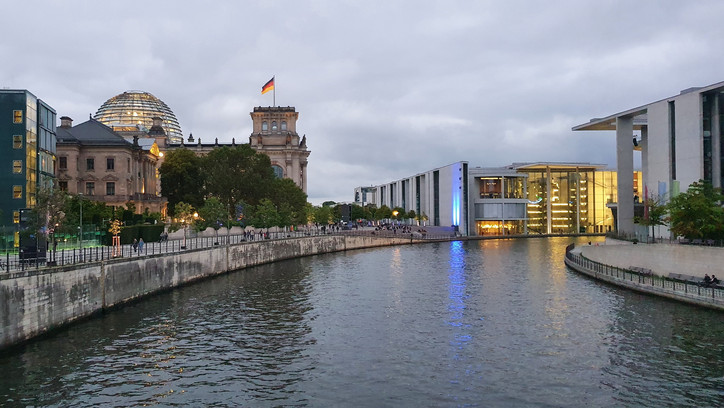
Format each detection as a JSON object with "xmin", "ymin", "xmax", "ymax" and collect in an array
[{"xmin": 273, "ymin": 75, "xmax": 276, "ymax": 107}]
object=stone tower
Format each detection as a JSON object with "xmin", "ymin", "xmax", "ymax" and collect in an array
[{"xmin": 249, "ymin": 106, "xmax": 310, "ymax": 193}]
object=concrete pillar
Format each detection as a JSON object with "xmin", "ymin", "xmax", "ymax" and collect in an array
[
  {"xmin": 546, "ymin": 166, "xmax": 552, "ymax": 234},
  {"xmin": 713, "ymin": 97, "xmax": 721, "ymax": 189},
  {"xmin": 616, "ymin": 116, "xmax": 635, "ymax": 235},
  {"xmin": 641, "ymin": 126, "xmax": 649, "ymax": 196}
]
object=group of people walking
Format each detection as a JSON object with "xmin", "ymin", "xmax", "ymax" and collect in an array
[{"xmin": 132, "ymin": 238, "xmax": 144, "ymax": 252}]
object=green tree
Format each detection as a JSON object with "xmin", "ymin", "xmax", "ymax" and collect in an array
[
  {"xmin": 267, "ymin": 178, "xmax": 308, "ymax": 226},
  {"xmin": 159, "ymin": 148, "xmax": 205, "ymax": 215},
  {"xmin": 350, "ymin": 204, "xmax": 366, "ymax": 221},
  {"xmin": 634, "ymin": 195, "xmax": 668, "ymax": 242},
  {"xmin": 202, "ymin": 145, "xmax": 276, "ymax": 218},
  {"xmin": 248, "ymin": 198, "xmax": 280, "ymax": 230},
  {"xmin": 667, "ymin": 180, "xmax": 724, "ymax": 240},
  {"xmin": 313, "ymin": 205, "xmax": 333, "ymax": 226},
  {"xmin": 375, "ymin": 205, "xmax": 392, "ymax": 221},
  {"xmin": 196, "ymin": 197, "xmax": 228, "ymax": 238}
]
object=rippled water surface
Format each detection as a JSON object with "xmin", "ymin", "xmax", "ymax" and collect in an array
[{"xmin": 2, "ymin": 237, "xmax": 724, "ymax": 407}]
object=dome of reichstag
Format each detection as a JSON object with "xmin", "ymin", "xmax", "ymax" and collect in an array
[{"xmin": 94, "ymin": 90, "xmax": 183, "ymax": 143}]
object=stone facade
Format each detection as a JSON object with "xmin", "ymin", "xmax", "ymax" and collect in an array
[{"xmin": 56, "ymin": 117, "xmax": 166, "ymax": 215}]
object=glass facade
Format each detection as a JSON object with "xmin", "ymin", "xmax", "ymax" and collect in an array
[{"xmin": 94, "ymin": 91, "xmax": 183, "ymax": 143}]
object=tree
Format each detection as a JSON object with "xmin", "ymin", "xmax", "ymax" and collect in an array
[
  {"xmin": 667, "ymin": 180, "xmax": 724, "ymax": 240},
  {"xmin": 248, "ymin": 198, "xmax": 280, "ymax": 230},
  {"xmin": 202, "ymin": 145, "xmax": 276, "ymax": 218},
  {"xmin": 313, "ymin": 205, "xmax": 333, "ymax": 226},
  {"xmin": 196, "ymin": 197, "xmax": 228, "ymax": 242},
  {"xmin": 267, "ymin": 178, "xmax": 308, "ymax": 226},
  {"xmin": 634, "ymin": 195, "xmax": 667, "ymax": 242},
  {"xmin": 159, "ymin": 148, "xmax": 205, "ymax": 215},
  {"xmin": 375, "ymin": 205, "xmax": 392, "ymax": 222}
]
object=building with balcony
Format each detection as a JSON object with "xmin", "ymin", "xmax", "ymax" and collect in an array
[
  {"xmin": 55, "ymin": 117, "xmax": 166, "ymax": 215},
  {"xmin": 0, "ymin": 89, "xmax": 57, "ymax": 226}
]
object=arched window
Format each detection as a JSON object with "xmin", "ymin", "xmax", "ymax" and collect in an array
[
  {"xmin": 272, "ymin": 165, "xmax": 284, "ymax": 178},
  {"xmin": 272, "ymin": 121, "xmax": 278, "ymax": 130},
  {"xmin": 262, "ymin": 121, "xmax": 268, "ymax": 131},
  {"xmin": 281, "ymin": 121, "xmax": 287, "ymax": 130}
]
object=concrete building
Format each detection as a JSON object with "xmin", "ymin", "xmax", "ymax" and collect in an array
[
  {"xmin": 355, "ymin": 162, "xmax": 469, "ymax": 235},
  {"xmin": 0, "ymin": 90, "xmax": 57, "ymax": 226},
  {"xmin": 55, "ymin": 117, "xmax": 165, "ymax": 215},
  {"xmin": 356, "ymin": 162, "xmax": 624, "ymax": 237},
  {"xmin": 573, "ymin": 80, "xmax": 724, "ymax": 237}
]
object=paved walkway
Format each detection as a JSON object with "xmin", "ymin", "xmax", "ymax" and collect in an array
[{"xmin": 579, "ymin": 238, "xmax": 724, "ymax": 279}]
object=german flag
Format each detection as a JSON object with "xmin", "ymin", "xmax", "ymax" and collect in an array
[{"xmin": 261, "ymin": 77, "xmax": 275, "ymax": 95}]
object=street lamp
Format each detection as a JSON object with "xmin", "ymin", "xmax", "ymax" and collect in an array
[{"xmin": 79, "ymin": 194, "xmax": 83, "ymax": 254}]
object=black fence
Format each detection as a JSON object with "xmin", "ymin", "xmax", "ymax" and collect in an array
[
  {"xmin": 0, "ymin": 227, "xmax": 457, "ymax": 274},
  {"xmin": 565, "ymin": 243, "xmax": 724, "ymax": 302}
]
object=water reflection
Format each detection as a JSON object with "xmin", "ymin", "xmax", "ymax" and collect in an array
[{"xmin": 1, "ymin": 237, "xmax": 723, "ymax": 407}]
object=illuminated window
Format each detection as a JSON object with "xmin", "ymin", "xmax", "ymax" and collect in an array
[
  {"xmin": 59, "ymin": 156, "xmax": 67, "ymax": 169},
  {"xmin": 106, "ymin": 157, "xmax": 114, "ymax": 170},
  {"xmin": 13, "ymin": 186, "xmax": 22, "ymax": 199},
  {"xmin": 86, "ymin": 158, "xmax": 94, "ymax": 170},
  {"xmin": 85, "ymin": 182, "xmax": 95, "ymax": 196},
  {"xmin": 13, "ymin": 211, "xmax": 19, "ymax": 224},
  {"xmin": 13, "ymin": 110, "xmax": 22, "ymax": 124},
  {"xmin": 106, "ymin": 182, "xmax": 115, "ymax": 196},
  {"xmin": 13, "ymin": 135, "xmax": 22, "ymax": 149},
  {"xmin": 12, "ymin": 160, "xmax": 22, "ymax": 174}
]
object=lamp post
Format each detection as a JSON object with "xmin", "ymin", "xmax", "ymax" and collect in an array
[{"xmin": 78, "ymin": 194, "xmax": 83, "ymax": 260}]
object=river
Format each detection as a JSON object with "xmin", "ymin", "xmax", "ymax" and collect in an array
[{"xmin": 1, "ymin": 237, "xmax": 723, "ymax": 407}]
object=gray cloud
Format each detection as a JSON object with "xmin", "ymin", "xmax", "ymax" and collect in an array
[{"xmin": 3, "ymin": 0, "xmax": 723, "ymax": 204}]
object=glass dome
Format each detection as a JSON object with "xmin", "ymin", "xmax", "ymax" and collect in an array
[{"xmin": 94, "ymin": 91, "xmax": 183, "ymax": 143}]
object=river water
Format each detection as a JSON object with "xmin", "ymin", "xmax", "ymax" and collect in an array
[{"xmin": 1, "ymin": 237, "xmax": 723, "ymax": 407}]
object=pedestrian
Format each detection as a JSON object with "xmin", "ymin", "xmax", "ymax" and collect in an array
[
  {"xmin": 132, "ymin": 238, "xmax": 138, "ymax": 252},
  {"xmin": 138, "ymin": 238, "xmax": 144, "ymax": 252}
]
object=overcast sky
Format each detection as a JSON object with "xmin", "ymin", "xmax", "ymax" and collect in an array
[{"xmin": 3, "ymin": 1, "xmax": 723, "ymax": 204}]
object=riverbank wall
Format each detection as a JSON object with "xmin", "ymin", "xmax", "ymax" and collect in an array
[
  {"xmin": 0, "ymin": 234, "xmax": 414, "ymax": 351},
  {"xmin": 564, "ymin": 243, "xmax": 724, "ymax": 311}
]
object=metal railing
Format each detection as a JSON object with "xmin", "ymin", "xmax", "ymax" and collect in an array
[
  {"xmin": 564, "ymin": 243, "xmax": 724, "ymax": 302},
  {"xmin": 0, "ymin": 227, "xmax": 457, "ymax": 274}
]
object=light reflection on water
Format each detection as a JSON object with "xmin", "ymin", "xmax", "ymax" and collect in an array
[{"xmin": 1, "ymin": 237, "xmax": 723, "ymax": 407}]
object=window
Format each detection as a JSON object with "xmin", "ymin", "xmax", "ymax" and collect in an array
[
  {"xmin": 85, "ymin": 182, "xmax": 95, "ymax": 196},
  {"xmin": 59, "ymin": 156, "xmax": 67, "ymax": 170},
  {"xmin": 272, "ymin": 121, "xmax": 278, "ymax": 130},
  {"xmin": 13, "ymin": 135, "xmax": 21, "ymax": 149},
  {"xmin": 12, "ymin": 160, "xmax": 22, "ymax": 174},
  {"xmin": 272, "ymin": 165, "xmax": 284, "ymax": 178},
  {"xmin": 86, "ymin": 158, "xmax": 94, "ymax": 170},
  {"xmin": 13, "ymin": 110, "xmax": 22, "ymax": 124},
  {"xmin": 59, "ymin": 181, "xmax": 68, "ymax": 191},
  {"xmin": 106, "ymin": 157, "xmax": 115, "ymax": 170},
  {"xmin": 13, "ymin": 186, "xmax": 22, "ymax": 199},
  {"xmin": 262, "ymin": 121, "xmax": 268, "ymax": 131},
  {"xmin": 106, "ymin": 182, "xmax": 115, "ymax": 196},
  {"xmin": 281, "ymin": 121, "xmax": 287, "ymax": 130}
]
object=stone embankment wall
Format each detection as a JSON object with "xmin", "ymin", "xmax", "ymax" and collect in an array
[{"xmin": 0, "ymin": 235, "xmax": 413, "ymax": 351}]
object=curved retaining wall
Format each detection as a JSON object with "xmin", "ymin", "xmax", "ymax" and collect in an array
[
  {"xmin": 0, "ymin": 235, "xmax": 414, "ymax": 351},
  {"xmin": 564, "ymin": 244, "xmax": 724, "ymax": 311}
]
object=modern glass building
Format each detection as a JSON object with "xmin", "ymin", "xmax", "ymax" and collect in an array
[
  {"xmin": 357, "ymin": 161, "xmax": 631, "ymax": 237},
  {"xmin": 94, "ymin": 91, "xmax": 183, "ymax": 144},
  {"xmin": 0, "ymin": 90, "xmax": 57, "ymax": 242}
]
